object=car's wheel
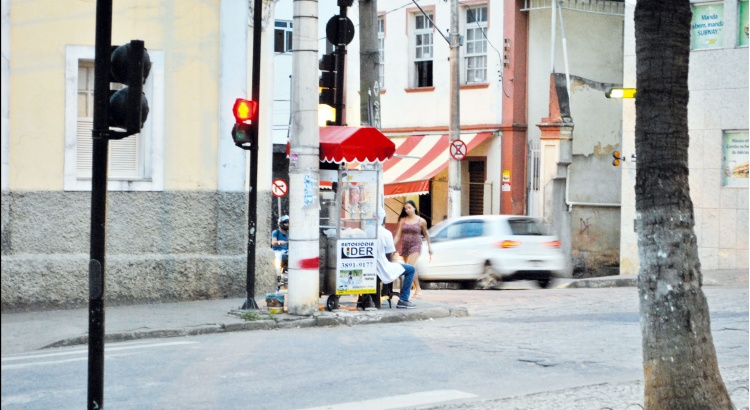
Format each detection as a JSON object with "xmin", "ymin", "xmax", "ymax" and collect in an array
[
  {"xmin": 476, "ymin": 264, "xmax": 500, "ymax": 290},
  {"xmin": 537, "ymin": 278, "xmax": 551, "ymax": 289}
]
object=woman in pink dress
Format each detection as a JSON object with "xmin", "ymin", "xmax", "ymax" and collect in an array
[{"xmin": 394, "ymin": 200, "xmax": 432, "ymax": 297}]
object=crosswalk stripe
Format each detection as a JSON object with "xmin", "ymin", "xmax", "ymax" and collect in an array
[
  {"xmin": 298, "ymin": 389, "xmax": 477, "ymax": 410},
  {"xmin": 1, "ymin": 340, "xmax": 197, "ymax": 362}
]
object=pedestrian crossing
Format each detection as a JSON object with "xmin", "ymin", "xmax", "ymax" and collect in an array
[
  {"xmin": 298, "ymin": 389, "xmax": 477, "ymax": 410},
  {"xmin": 1, "ymin": 340, "xmax": 197, "ymax": 370}
]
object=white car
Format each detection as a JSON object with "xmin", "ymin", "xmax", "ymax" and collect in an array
[{"xmin": 415, "ymin": 215, "xmax": 566, "ymax": 289}]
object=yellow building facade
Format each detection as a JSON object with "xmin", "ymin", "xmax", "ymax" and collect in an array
[{"xmin": 1, "ymin": 0, "xmax": 279, "ymax": 311}]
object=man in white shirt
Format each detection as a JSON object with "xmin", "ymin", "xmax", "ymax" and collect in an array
[{"xmin": 376, "ymin": 208, "xmax": 416, "ymax": 308}]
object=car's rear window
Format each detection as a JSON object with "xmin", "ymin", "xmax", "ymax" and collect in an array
[{"xmin": 508, "ymin": 218, "xmax": 542, "ymax": 235}]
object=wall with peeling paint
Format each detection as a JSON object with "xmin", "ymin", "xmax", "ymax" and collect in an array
[{"xmin": 528, "ymin": 7, "xmax": 625, "ymax": 277}]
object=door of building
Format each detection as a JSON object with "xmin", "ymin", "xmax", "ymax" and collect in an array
[{"xmin": 469, "ymin": 160, "xmax": 486, "ymax": 215}]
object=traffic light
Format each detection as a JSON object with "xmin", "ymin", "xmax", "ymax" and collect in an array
[
  {"xmin": 612, "ymin": 150, "xmax": 623, "ymax": 166},
  {"xmin": 109, "ymin": 40, "xmax": 151, "ymax": 139},
  {"xmin": 319, "ymin": 52, "xmax": 337, "ymax": 107},
  {"xmin": 231, "ymin": 98, "xmax": 258, "ymax": 149}
]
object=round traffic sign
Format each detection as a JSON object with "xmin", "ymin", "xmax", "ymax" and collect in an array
[
  {"xmin": 450, "ymin": 139, "xmax": 467, "ymax": 160},
  {"xmin": 326, "ymin": 15, "xmax": 355, "ymax": 45},
  {"xmin": 272, "ymin": 178, "xmax": 288, "ymax": 198}
]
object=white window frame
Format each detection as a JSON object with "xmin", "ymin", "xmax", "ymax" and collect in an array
[
  {"xmin": 76, "ymin": 62, "xmax": 142, "ymax": 181},
  {"xmin": 413, "ymin": 13, "xmax": 434, "ymax": 88},
  {"xmin": 378, "ymin": 16, "xmax": 385, "ymax": 88},
  {"xmin": 64, "ymin": 45, "xmax": 164, "ymax": 191},
  {"xmin": 464, "ymin": 6, "xmax": 488, "ymax": 84},
  {"xmin": 274, "ymin": 20, "xmax": 293, "ymax": 53}
]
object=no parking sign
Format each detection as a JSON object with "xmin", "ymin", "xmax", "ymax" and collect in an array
[
  {"xmin": 272, "ymin": 179, "xmax": 288, "ymax": 198},
  {"xmin": 450, "ymin": 139, "xmax": 467, "ymax": 160}
]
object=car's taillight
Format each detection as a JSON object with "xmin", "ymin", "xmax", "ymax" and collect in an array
[
  {"xmin": 494, "ymin": 240, "xmax": 521, "ymax": 248},
  {"xmin": 543, "ymin": 240, "xmax": 562, "ymax": 248}
]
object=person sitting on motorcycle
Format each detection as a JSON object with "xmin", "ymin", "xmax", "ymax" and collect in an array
[{"xmin": 272, "ymin": 215, "xmax": 289, "ymax": 272}]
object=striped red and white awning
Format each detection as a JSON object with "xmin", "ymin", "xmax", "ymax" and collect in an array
[{"xmin": 383, "ymin": 132, "xmax": 493, "ymax": 197}]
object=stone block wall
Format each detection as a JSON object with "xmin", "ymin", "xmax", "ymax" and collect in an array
[{"xmin": 1, "ymin": 191, "xmax": 277, "ymax": 312}]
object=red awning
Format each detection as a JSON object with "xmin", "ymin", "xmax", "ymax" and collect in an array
[
  {"xmin": 383, "ymin": 132, "xmax": 493, "ymax": 197},
  {"xmin": 320, "ymin": 126, "xmax": 396, "ymax": 163},
  {"xmin": 286, "ymin": 126, "xmax": 396, "ymax": 164}
]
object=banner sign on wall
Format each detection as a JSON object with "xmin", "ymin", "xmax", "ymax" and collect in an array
[
  {"xmin": 691, "ymin": 3, "xmax": 725, "ymax": 50},
  {"xmin": 722, "ymin": 131, "xmax": 749, "ymax": 187},
  {"xmin": 740, "ymin": 0, "xmax": 749, "ymax": 47}
]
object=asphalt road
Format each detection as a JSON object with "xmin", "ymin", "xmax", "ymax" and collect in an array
[{"xmin": 2, "ymin": 285, "xmax": 747, "ymax": 409}]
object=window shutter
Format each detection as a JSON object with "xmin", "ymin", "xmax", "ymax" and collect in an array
[
  {"xmin": 76, "ymin": 118, "xmax": 139, "ymax": 178},
  {"xmin": 77, "ymin": 119, "xmax": 93, "ymax": 178},
  {"xmin": 109, "ymin": 135, "xmax": 139, "ymax": 178}
]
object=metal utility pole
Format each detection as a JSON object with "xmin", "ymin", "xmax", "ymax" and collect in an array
[
  {"xmin": 359, "ymin": 0, "xmax": 379, "ymax": 127},
  {"xmin": 241, "ymin": 0, "xmax": 264, "ymax": 310},
  {"xmin": 447, "ymin": 0, "xmax": 461, "ymax": 219},
  {"xmin": 287, "ymin": 0, "xmax": 320, "ymax": 315},
  {"xmin": 89, "ymin": 0, "xmax": 111, "ymax": 407}
]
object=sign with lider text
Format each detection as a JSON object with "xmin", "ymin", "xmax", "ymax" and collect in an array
[{"xmin": 335, "ymin": 239, "xmax": 377, "ymax": 295}]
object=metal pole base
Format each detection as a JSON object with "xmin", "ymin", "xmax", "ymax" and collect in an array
[{"xmin": 241, "ymin": 298, "xmax": 259, "ymax": 310}]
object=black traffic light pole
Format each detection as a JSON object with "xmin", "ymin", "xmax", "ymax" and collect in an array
[
  {"xmin": 89, "ymin": 1, "xmax": 150, "ymax": 406},
  {"xmin": 334, "ymin": 2, "xmax": 350, "ymax": 126},
  {"xmin": 88, "ymin": 0, "xmax": 113, "ymax": 407},
  {"xmin": 241, "ymin": 0, "xmax": 263, "ymax": 310}
]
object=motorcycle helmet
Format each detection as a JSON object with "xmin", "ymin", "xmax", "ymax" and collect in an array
[{"xmin": 279, "ymin": 215, "xmax": 289, "ymax": 228}]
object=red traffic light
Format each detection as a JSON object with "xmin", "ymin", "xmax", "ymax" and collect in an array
[{"xmin": 233, "ymin": 98, "xmax": 258, "ymax": 123}]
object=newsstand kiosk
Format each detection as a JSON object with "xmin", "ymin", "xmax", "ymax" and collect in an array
[{"xmin": 311, "ymin": 126, "xmax": 396, "ymax": 311}]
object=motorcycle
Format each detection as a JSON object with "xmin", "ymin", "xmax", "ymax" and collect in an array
[{"xmin": 274, "ymin": 249, "xmax": 288, "ymax": 291}]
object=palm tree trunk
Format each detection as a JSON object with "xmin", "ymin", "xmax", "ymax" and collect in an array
[{"xmin": 634, "ymin": 0, "xmax": 732, "ymax": 408}]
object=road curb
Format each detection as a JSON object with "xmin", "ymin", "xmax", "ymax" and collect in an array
[
  {"xmin": 562, "ymin": 276, "xmax": 725, "ymax": 289},
  {"xmin": 41, "ymin": 305, "xmax": 469, "ymax": 350},
  {"xmin": 566, "ymin": 278, "xmax": 637, "ymax": 288}
]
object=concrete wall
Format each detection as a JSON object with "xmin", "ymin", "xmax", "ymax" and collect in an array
[
  {"xmin": 619, "ymin": 0, "xmax": 749, "ymax": 274},
  {"xmin": 1, "ymin": 190, "xmax": 278, "ymax": 312},
  {"xmin": 527, "ymin": 7, "xmax": 624, "ymax": 276}
]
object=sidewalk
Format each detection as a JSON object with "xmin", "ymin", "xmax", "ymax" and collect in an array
[
  {"xmin": 1, "ymin": 269, "xmax": 746, "ymax": 356},
  {"xmin": 0, "ymin": 293, "xmax": 469, "ymax": 355}
]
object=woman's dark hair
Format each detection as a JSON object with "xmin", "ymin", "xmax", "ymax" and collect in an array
[{"xmin": 398, "ymin": 200, "xmax": 418, "ymax": 220}]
